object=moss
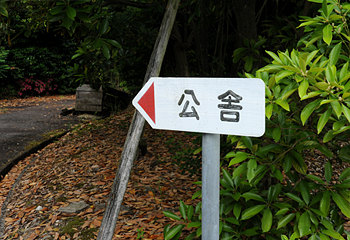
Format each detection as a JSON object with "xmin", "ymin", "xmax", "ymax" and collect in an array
[
  {"xmin": 24, "ymin": 129, "xmax": 66, "ymax": 150},
  {"xmin": 80, "ymin": 228, "xmax": 98, "ymax": 240},
  {"xmin": 74, "ymin": 183, "xmax": 85, "ymax": 189},
  {"xmin": 56, "ymin": 196, "xmax": 67, "ymax": 202},
  {"xmin": 60, "ymin": 217, "xmax": 84, "ymax": 237}
]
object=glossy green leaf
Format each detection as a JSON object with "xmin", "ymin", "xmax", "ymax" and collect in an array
[
  {"xmin": 105, "ymin": 39, "xmax": 122, "ymax": 49},
  {"xmin": 319, "ymin": 233, "xmax": 331, "ymax": 240},
  {"xmin": 242, "ymin": 192, "xmax": 266, "ymax": 202},
  {"xmin": 299, "ymin": 211, "xmax": 311, "ymax": 237},
  {"xmin": 275, "ymin": 70, "xmax": 295, "ymax": 83},
  {"xmin": 247, "ymin": 159, "xmax": 257, "ymax": 182},
  {"xmin": 282, "ymin": 88, "xmax": 297, "ymax": 101},
  {"xmin": 321, "ymin": 218, "xmax": 333, "ymax": 230},
  {"xmin": 283, "ymin": 153, "xmax": 292, "ymax": 172},
  {"xmin": 272, "ymin": 128, "xmax": 281, "ymax": 142},
  {"xmin": 315, "ymin": 82, "xmax": 329, "ymax": 90},
  {"xmin": 192, "ymin": 190, "xmax": 202, "ymax": 199},
  {"xmin": 295, "ymin": 140, "xmax": 319, "ymax": 150},
  {"xmin": 310, "ymin": 208, "xmax": 326, "ymax": 217},
  {"xmin": 61, "ymin": 14, "xmax": 73, "ymax": 29},
  {"xmin": 332, "ymin": 192, "xmax": 350, "ymax": 218},
  {"xmin": 326, "ymin": 65, "xmax": 336, "ymax": 84},
  {"xmin": 276, "ymin": 99, "xmax": 290, "ymax": 111},
  {"xmin": 232, "ymin": 162, "xmax": 247, "ymax": 179},
  {"xmin": 222, "ymin": 168, "xmax": 233, "ymax": 188},
  {"xmin": 51, "ymin": 6, "xmax": 64, "ymax": 15},
  {"xmin": 266, "ymin": 51, "xmax": 283, "ymax": 64},
  {"xmin": 66, "ymin": 5, "xmax": 76, "ymax": 20},
  {"xmin": 323, "ymin": 24, "xmax": 332, "ymax": 45},
  {"xmin": 277, "ymin": 213, "xmax": 295, "ymax": 229},
  {"xmin": 266, "ymin": 104, "xmax": 273, "ymax": 119},
  {"xmin": 281, "ymin": 235, "xmax": 289, "ymax": 240},
  {"xmin": 276, "ymin": 208, "xmax": 289, "ymax": 215},
  {"xmin": 285, "ymin": 193, "xmax": 304, "ymax": 205},
  {"xmin": 164, "ymin": 224, "xmax": 170, "ymax": 236},
  {"xmin": 320, "ymin": 191, "xmax": 330, "ymax": 215},
  {"xmin": 179, "ymin": 201, "xmax": 186, "ymax": 220},
  {"xmin": 301, "ymin": 99, "xmax": 321, "ymax": 125},
  {"xmin": 242, "ymin": 136, "xmax": 253, "ymax": 150},
  {"xmin": 325, "ymin": 161, "xmax": 332, "ymax": 183},
  {"xmin": 339, "ymin": 168, "xmax": 350, "ymax": 181},
  {"xmin": 342, "ymin": 104, "xmax": 350, "ymax": 123},
  {"xmin": 245, "ymin": 56, "xmax": 254, "ymax": 72},
  {"xmin": 274, "ymin": 169, "xmax": 284, "ymax": 182},
  {"xmin": 262, "ymin": 208, "xmax": 273, "ymax": 232},
  {"xmin": 164, "ymin": 225, "xmax": 185, "ymax": 240},
  {"xmin": 267, "ymin": 184, "xmax": 282, "ymax": 202},
  {"xmin": 233, "ymin": 203, "xmax": 242, "ymax": 219},
  {"xmin": 307, "ymin": 174, "xmax": 325, "ymax": 184},
  {"xmin": 329, "ymin": 43, "xmax": 342, "ymax": 66},
  {"xmin": 0, "ymin": 4, "xmax": 7, "ymax": 17},
  {"xmin": 292, "ymin": 151, "xmax": 308, "ymax": 174},
  {"xmin": 301, "ymin": 91, "xmax": 322, "ymax": 100},
  {"xmin": 298, "ymin": 80, "xmax": 309, "ymax": 98},
  {"xmin": 317, "ymin": 108, "xmax": 332, "ymax": 134},
  {"xmin": 323, "ymin": 130, "xmax": 334, "ymax": 143},
  {"xmin": 225, "ymin": 217, "xmax": 239, "ymax": 225},
  {"xmin": 299, "ymin": 180, "xmax": 310, "ymax": 205},
  {"xmin": 196, "ymin": 225, "xmax": 202, "ymax": 237},
  {"xmin": 331, "ymin": 101, "xmax": 342, "ymax": 119},
  {"xmin": 184, "ymin": 232, "xmax": 196, "ymax": 240},
  {"xmin": 187, "ymin": 205, "xmax": 194, "ymax": 221},
  {"xmin": 333, "ymin": 120, "xmax": 345, "ymax": 131},
  {"xmin": 102, "ymin": 43, "xmax": 110, "ymax": 59},
  {"xmin": 229, "ymin": 152, "xmax": 249, "ymax": 167},
  {"xmin": 241, "ymin": 205, "xmax": 265, "ymax": 220},
  {"xmin": 322, "ymin": 0, "xmax": 328, "ymax": 17},
  {"xmin": 187, "ymin": 222, "xmax": 201, "ymax": 228},
  {"xmin": 99, "ymin": 19, "xmax": 109, "ymax": 35},
  {"xmin": 163, "ymin": 211, "xmax": 182, "ymax": 221},
  {"xmin": 76, "ymin": 12, "xmax": 91, "ymax": 23},
  {"xmin": 321, "ymin": 229, "xmax": 345, "ymax": 240}
]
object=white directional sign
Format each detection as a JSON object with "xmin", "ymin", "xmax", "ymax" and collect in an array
[{"xmin": 132, "ymin": 77, "xmax": 265, "ymax": 137}]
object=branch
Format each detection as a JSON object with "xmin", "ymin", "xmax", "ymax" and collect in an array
[{"xmin": 101, "ymin": 0, "xmax": 155, "ymax": 8}]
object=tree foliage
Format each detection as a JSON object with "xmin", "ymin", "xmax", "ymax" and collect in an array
[{"xmin": 164, "ymin": 0, "xmax": 350, "ymax": 239}]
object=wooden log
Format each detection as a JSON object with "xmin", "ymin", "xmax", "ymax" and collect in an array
[{"xmin": 97, "ymin": 0, "xmax": 180, "ymax": 239}]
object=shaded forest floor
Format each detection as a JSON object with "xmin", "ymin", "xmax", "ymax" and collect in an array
[
  {"xmin": 0, "ymin": 105, "xmax": 201, "ymax": 240},
  {"xmin": 0, "ymin": 96, "xmax": 348, "ymax": 240}
]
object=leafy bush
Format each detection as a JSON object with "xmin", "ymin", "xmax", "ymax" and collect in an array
[
  {"xmin": 17, "ymin": 76, "xmax": 57, "ymax": 97},
  {"xmin": 165, "ymin": 134, "xmax": 202, "ymax": 177},
  {"xmin": 164, "ymin": 1, "xmax": 350, "ymax": 239},
  {"xmin": 6, "ymin": 45, "xmax": 76, "ymax": 95}
]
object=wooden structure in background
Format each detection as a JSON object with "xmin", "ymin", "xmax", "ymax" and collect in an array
[{"xmin": 75, "ymin": 84, "xmax": 103, "ymax": 112}]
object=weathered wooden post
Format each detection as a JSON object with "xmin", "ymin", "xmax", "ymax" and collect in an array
[{"xmin": 97, "ymin": 0, "xmax": 180, "ymax": 239}]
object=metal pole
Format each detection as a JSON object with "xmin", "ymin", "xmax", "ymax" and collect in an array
[{"xmin": 202, "ymin": 133, "xmax": 220, "ymax": 240}]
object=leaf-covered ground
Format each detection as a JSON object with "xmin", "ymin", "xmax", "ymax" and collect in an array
[
  {"xmin": 0, "ymin": 96, "xmax": 348, "ymax": 240},
  {"xmin": 0, "ymin": 105, "xmax": 201, "ymax": 239}
]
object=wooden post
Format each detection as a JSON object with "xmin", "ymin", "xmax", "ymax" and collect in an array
[{"xmin": 97, "ymin": 0, "xmax": 180, "ymax": 239}]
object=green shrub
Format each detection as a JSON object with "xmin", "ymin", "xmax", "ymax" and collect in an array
[{"xmin": 164, "ymin": 1, "xmax": 350, "ymax": 239}]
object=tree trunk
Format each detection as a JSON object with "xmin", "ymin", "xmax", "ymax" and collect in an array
[
  {"xmin": 231, "ymin": 0, "xmax": 257, "ymax": 76},
  {"xmin": 172, "ymin": 23, "xmax": 190, "ymax": 77},
  {"xmin": 232, "ymin": 0, "xmax": 257, "ymax": 47},
  {"xmin": 97, "ymin": 0, "xmax": 180, "ymax": 239}
]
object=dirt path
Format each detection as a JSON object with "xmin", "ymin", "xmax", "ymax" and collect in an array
[{"xmin": 0, "ymin": 96, "xmax": 81, "ymax": 171}]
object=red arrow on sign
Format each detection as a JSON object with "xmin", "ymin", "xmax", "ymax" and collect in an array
[{"xmin": 137, "ymin": 82, "xmax": 155, "ymax": 124}]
